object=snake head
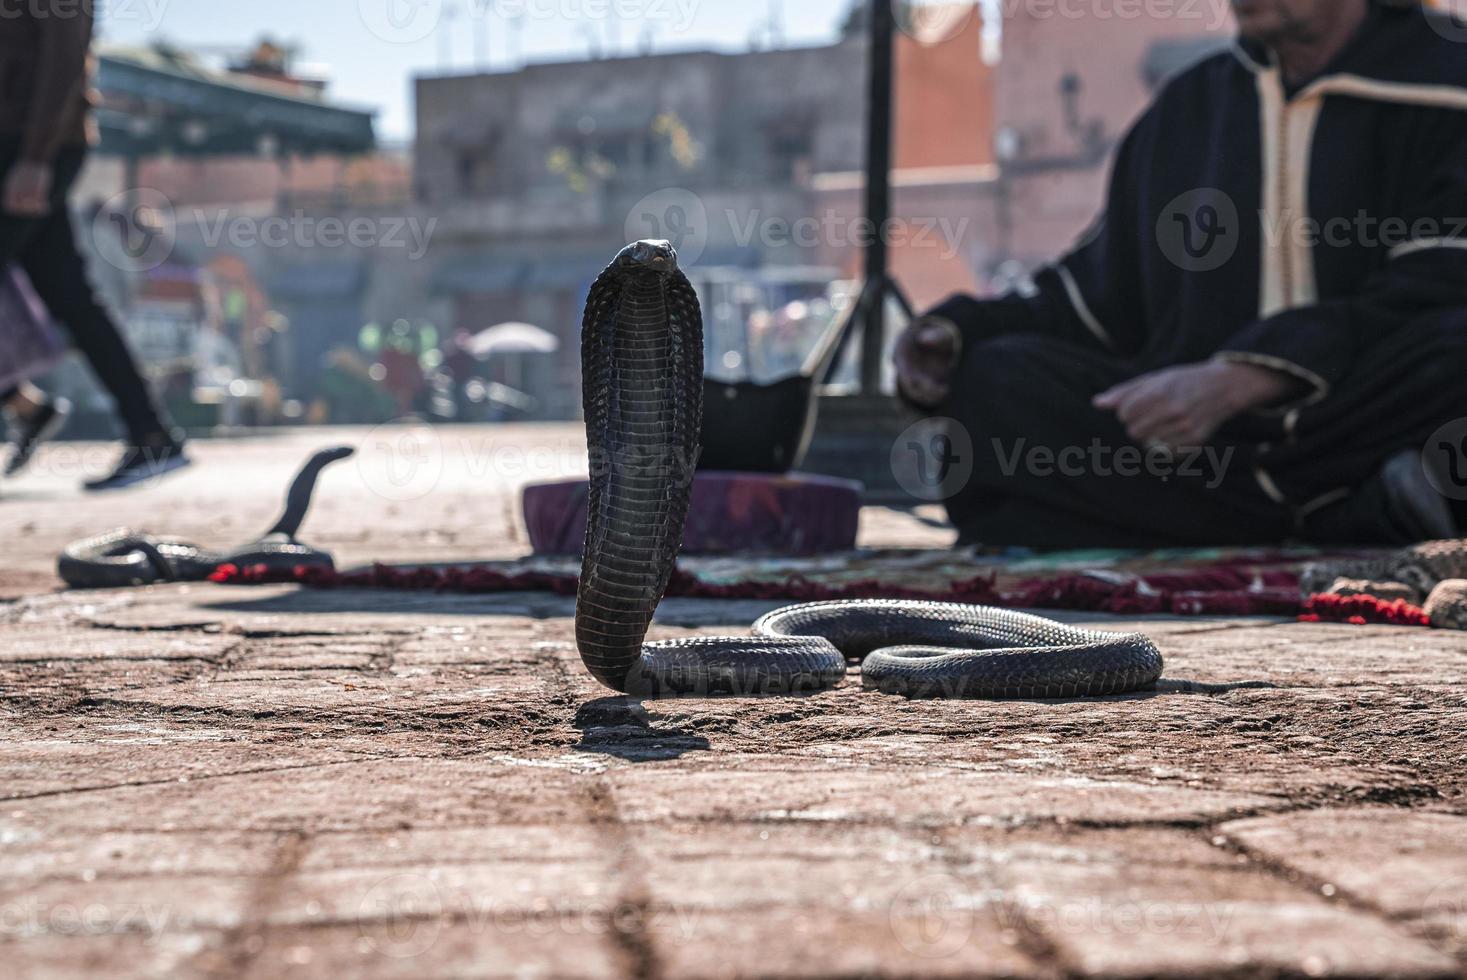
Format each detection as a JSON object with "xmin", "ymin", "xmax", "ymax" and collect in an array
[{"xmin": 616, "ymin": 239, "xmax": 678, "ymax": 276}]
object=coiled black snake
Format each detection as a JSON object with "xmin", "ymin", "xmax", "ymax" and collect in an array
[
  {"xmin": 573, "ymin": 240, "xmax": 1164, "ymax": 699},
  {"xmin": 58, "ymin": 447, "xmax": 353, "ymax": 589}
]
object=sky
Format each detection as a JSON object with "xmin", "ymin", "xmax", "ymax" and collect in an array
[{"xmin": 99, "ymin": 0, "xmax": 859, "ymax": 142}]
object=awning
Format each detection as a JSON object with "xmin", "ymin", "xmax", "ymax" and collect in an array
[
  {"xmin": 430, "ymin": 256, "xmax": 527, "ymax": 294},
  {"xmin": 522, "ymin": 250, "xmax": 613, "ymax": 290},
  {"xmin": 267, "ymin": 262, "xmax": 365, "ymax": 300},
  {"xmin": 97, "ymin": 45, "xmax": 376, "ymax": 158}
]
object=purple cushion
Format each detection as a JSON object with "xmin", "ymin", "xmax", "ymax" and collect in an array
[
  {"xmin": 0, "ymin": 265, "xmax": 63, "ymax": 393},
  {"xmin": 523, "ymin": 471, "xmax": 863, "ymax": 556}
]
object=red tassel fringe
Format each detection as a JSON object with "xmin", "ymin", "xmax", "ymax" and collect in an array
[
  {"xmin": 208, "ymin": 561, "xmax": 1400, "ymax": 623},
  {"xmin": 1299, "ymin": 592, "xmax": 1431, "ymax": 627},
  {"xmin": 207, "ymin": 559, "xmax": 1434, "ymax": 628}
]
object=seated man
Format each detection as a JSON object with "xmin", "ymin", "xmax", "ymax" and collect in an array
[{"xmin": 896, "ymin": 0, "xmax": 1467, "ymax": 549}]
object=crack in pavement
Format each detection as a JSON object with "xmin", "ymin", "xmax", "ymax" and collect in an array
[
  {"xmin": 0, "ymin": 756, "xmax": 396, "ymax": 803},
  {"xmin": 192, "ymin": 829, "xmax": 310, "ymax": 978},
  {"xmin": 549, "ymin": 655, "xmax": 666, "ymax": 980}
]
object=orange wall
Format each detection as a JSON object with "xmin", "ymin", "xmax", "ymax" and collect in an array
[{"xmin": 894, "ymin": 6, "xmax": 995, "ymax": 169}]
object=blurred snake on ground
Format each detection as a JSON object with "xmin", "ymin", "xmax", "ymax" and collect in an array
[{"xmin": 58, "ymin": 447, "xmax": 353, "ymax": 589}]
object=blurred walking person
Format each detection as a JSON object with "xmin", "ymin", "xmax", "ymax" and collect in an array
[{"xmin": 0, "ymin": 4, "xmax": 187, "ymax": 489}]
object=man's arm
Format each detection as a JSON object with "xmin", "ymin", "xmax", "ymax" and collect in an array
[
  {"xmin": 1094, "ymin": 111, "xmax": 1467, "ymax": 449},
  {"xmin": 1217, "ymin": 121, "xmax": 1467, "ymax": 405},
  {"xmin": 896, "ymin": 116, "xmax": 1152, "ymax": 408}
]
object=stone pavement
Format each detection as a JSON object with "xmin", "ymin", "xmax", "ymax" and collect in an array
[{"xmin": 1, "ymin": 427, "xmax": 1466, "ymax": 979}]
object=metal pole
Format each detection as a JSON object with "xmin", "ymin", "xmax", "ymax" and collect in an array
[{"xmin": 859, "ymin": 0, "xmax": 895, "ymax": 394}]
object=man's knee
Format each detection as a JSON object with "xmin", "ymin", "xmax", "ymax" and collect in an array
[
  {"xmin": 953, "ymin": 334, "xmax": 1061, "ymax": 393},
  {"xmin": 945, "ymin": 334, "xmax": 1095, "ymax": 420}
]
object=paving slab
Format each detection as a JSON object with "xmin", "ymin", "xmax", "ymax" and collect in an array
[{"xmin": 2, "ymin": 430, "xmax": 1466, "ymax": 978}]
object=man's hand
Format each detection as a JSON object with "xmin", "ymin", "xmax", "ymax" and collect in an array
[
  {"xmin": 3, "ymin": 161, "xmax": 53, "ymax": 217},
  {"xmin": 895, "ymin": 316, "xmax": 962, "ymax": 409},
  {"xmin": 1093, "ymin": 359, "xmax": 1304, "ymax": 447}
]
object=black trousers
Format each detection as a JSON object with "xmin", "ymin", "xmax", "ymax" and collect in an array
[
  {"xmin": 935, "ymin": 313, "xmax": 1467, "ymax": 549},
  {"xmin": 0, "ymin": 139, "xmax": 168, "ymax": 443}
]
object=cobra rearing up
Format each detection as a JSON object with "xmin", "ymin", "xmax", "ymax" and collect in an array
[{"xmin": 574, "ymin": 240, "xmax": 1163, "ymax": 699}]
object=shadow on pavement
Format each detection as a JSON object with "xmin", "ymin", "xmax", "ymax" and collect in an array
[
  {"xmin": 573, "ymin": 696, "xmax": 711, "ymax": 761},
  {"xmin": 201, "ymin": 588, "xmax": 573, "ymax": 618}
]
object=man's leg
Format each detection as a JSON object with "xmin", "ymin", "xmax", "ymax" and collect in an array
[
  {"xmin": 937, "ymin": 334, "xmax": 1294, "ymax": 548},
  {"xmin": 16, "ymin": 151, "xmax": 174, "ymax": 447},
  {"xmin": 1267, "ymin": 311, "xmax": 1467, "ymax": 543},
  {"xmin": 0, "ymin": 160, "xmax": 72, "ymax": 472}
]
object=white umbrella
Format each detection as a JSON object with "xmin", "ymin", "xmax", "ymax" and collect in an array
[{"xmin": 468, "ymin": 321, "xmax": 559, "ymax": 358}]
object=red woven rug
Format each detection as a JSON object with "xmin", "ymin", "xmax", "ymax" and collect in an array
[{"xmin": 209, "ymin": 546, "xmax": 1429, "ymax": 627}]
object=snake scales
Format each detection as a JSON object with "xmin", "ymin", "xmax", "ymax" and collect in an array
[
  {"xmin": 573, "ymin": 240, "xmax": 1164, "ymax": 698},
  {"xmin": 58, "ymin": 447, "xmax": 353, "ymax": 589}
]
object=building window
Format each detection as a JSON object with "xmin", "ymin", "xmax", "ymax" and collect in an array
[
  {"xmin": 456, "ymin": 148, "xmax": 495, "ymax": 196},
  {"xmin": 766, "ymin": 126, "xmax": 813, "ymax": 182}
]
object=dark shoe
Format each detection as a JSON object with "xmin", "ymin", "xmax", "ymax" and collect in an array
[
  {"xmin": 1301, "ymin": 450, "xmax": 1458, "ymax": 545},
  {"xmin": 84, "ymin": 438, "xmax": 190, "ymax": 492},
  {"xmin": 4, "ymin": 397, "xmax": 70, "ymax": 477},
  {"xmin": 1382, "ymin": 449, "xmax": 1457, "ymax": 541}
]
